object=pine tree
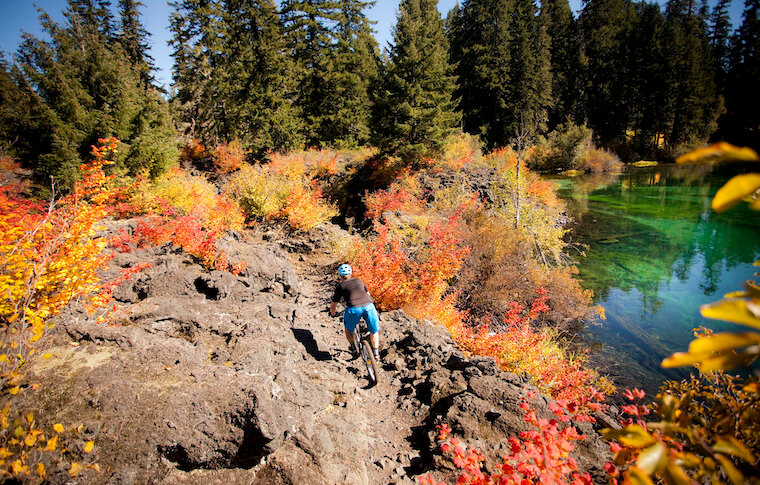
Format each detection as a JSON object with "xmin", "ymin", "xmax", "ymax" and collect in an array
[
  {"xmin": 579, "ymin": 0, "xmax": 636, "ymax": 146},
  {"xmin": 222, "ymin": 0, "xmax": 303, "ymax": 154},
  {"xmin": 627, "ymin": 2, "xmax": 669, "ymax": 155},
  {"xmin": 281, "ymin": 0, "xmax": 343, "ymax": 145},
  {"xmin": 315, "ymin": 0, "xmax": 379, "ymax": 148},
  {"xmin": 373, "ymin": 0, "xmax": 460, "ymax": 159},
  {"xmin": 662, "ymin": 0, "xmax": 720, "ymax": 147},
  {"xmin": 723, "ymin": 0, "xmax": 760, "ymax": 147},
  {"xmin": 169, "ymin": 0, "xmax": 226, "ymax": 144},
  {"xmin": 118, "ymin": 0, "xmax": 156, "ymax": 87},
  {"xmin": 3, "ymin": 3, "xmax": 177, "ymax": 187},
  {"xmin": 540, "ymin": 0, "xmax": 582, "ymax": 129},
  {"xmin": 449, "ymin": 0, "xmax": 551, "ymax": 149},
  {"xmin": 709, "ymin": 0, "xmax": 732, "ymax": 81}
]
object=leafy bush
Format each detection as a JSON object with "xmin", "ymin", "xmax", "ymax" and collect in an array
[
  {"xmin": 225, "ymin": 164, "xmax": 337, "ymax": 231},
  {"xmin": 364, "ymin": 172, "xmax": 425, "ymax": 220},
  {"xmin": 527, "ymin": 123, "xmax": 623, "ymax": 173},
  {"xmin": 212, "ymin": 140, "xmax": 247, "ymax": 173},
  {"xmin": 427, "ymin": 132, "xmax": 483, "ymax": 170},
  {"xmin": 576, "ymin": 147, "xmax": 623, "ymax": 173},
  {"xmin": 420, "ymin": 397, "xmax": 595, "ymax": 485},
  {"xmin": 0, "ymin": 139, "xmax": 147, "ymax": 480},
  {"xmin": 119, "ymin": 168, "xmax": 245, "ymax": 271}
]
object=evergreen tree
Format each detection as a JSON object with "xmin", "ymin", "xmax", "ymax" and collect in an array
[
  {"xmin": 118, "ymin": 0, "xmax": 156, "ymax": 87},
  {"xmin": 281, "ymin": 0, "xmax": 343, "ymax": 145},
  {"xmin": 709, "ymin": 0, "xmax": 733, "ymax": 81},
  {"xmin": 315, "ymin": 0, "xmax": 379, "ymax": 148},
  {"xmin": 579, "ymin": 0, "xmax": 636, "ymax": 146},
  {"xmin": 724, "ymin": 0, "xmax": 760, "ymax": 147},
  {"xmin": 662, "ymin": 0, "xmax": 720, "ymax": 147},
  {"xmin": 373, "ymin": 0, "xmax": 460, "ymax": 159},
  {"xmin": 449, "ymin": 0, "xmax": 551, "ymax": 148},
  {"xmin": 169, "ymin": 0, "xmax": 227, "ymax": 144},
  {"xmin": 540, "ymin": 0, "xmax": 582, "ymax": 129},
  {"xmin": 627, "ymin": 2, "xmax": 669, "ymax": 155},
  {"xmin": 222, "ymin": 0, "xmax": 303, "ymax": 154},
  {"xmin": 2, "ymin": 3, "xmax": 177, "ymax": 187}
]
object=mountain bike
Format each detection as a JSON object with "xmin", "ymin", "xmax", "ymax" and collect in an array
[{"xmin": 350, "ymin": 320, "xmax": 379, "ymax": 387}]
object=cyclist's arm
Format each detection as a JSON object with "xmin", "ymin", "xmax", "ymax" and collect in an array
[{"xmin": 330, "ymin": 301, "xmax": 338, "ymax": 317}]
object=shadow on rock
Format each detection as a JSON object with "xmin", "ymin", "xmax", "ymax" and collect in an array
[{"xmin": 292, "ymin": 328, "xmax": 332, "ymax": 362}]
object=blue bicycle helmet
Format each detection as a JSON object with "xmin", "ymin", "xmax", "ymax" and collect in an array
[{"xmin": 338, "ymin": 264, "xmax": 352, "ymax": 276}]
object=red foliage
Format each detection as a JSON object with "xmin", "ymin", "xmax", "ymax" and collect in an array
[
  {"xmin": 364, "ymin": 177, "xmax": 424, "ymax": 219},
  {"xmin": 350, "ymin": 215, "xmax": 470, "ymax": 311},
  {"xmin": 423, "ymin": 399, "xmax": 594, "ymax": 485}
]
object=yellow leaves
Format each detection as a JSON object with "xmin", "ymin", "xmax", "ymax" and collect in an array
[
  {"xmin": 675, "ymin": 142, "xmax": 760, "ymax": 164},
  {"xmin": 662, "ymin": 331, "xmax": 760, "ymax": 371},
  {"xmin": 700, "ymin": 299, "xmax": 760, "ymax": 330},
  {"xmin": 636, "ymin": 442, "xmax": 668, "ymax": 475},
  {"xmin": 602, "ymin": 425, "xmax": 657, "ymax": 448},
  {"xmin": 84, "ymin": 440, "xmax": 94, "ymax": 453},
  {"xmin": 53, "ymin": 423, "xmax": 64, "ymax": 434},
  {"xmin": 69, "ymin": 462, "xmax": 82, "ymax": 477},
  {"xmin": 711, "ymin": 174, "xmax": 760, "ymax": 212},
  {"xmin": 712, "ymin": 436, "xmax": 755, "ymax": 464},
  {"xmin": 7, "ymin": 386, "xmax": 20, "ymax": 396},
  {"xmin": 36, "ymin": 462, "xmax": 45, "ymax": 478},
  {"xmin": 10, "ymin": 459, "xmax": 27, "ymax": 475},
  {"xmin": 45, "ymin": 435, "xmax": 57, "ymax": 451}
]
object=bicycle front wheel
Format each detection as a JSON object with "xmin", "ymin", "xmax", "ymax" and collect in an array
[{"xmin": 360, "ymin": 337, "xmax": 379, "ymax": 386}]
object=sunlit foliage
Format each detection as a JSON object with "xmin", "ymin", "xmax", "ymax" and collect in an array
[{"xmin": 419, "ymin": 396, "xmax": 596, "ymax": 485}]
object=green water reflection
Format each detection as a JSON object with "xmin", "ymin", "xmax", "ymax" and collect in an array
[{"xmin": 553, "ymin": 164, "xmax": 760, "ymax": 394}]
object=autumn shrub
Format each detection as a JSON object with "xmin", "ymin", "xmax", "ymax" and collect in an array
[
  {"xmin": 268, "ymin": 148, "xmax": 340, "ymax": 180},
  {"xmin": 119, "ymin": 168, "xmax": 245, "ymax": 271},
  {"xmin": 432, "ymin": 132, "xmax": 482, "ymax": 170},
  {"xmin": 225, "ymin": 164, "xmax": 337, "ymax": 231},
  {"xmin": 602, "ymin": 379, "xmax": 760, "ymax": 485},
  {"xmin": 445, "ymin": 289, "xmax": 610, "ymax": 404},
  {"xmin": 576, "ymin": 147, "xmax": 623, "ymax": 173},
  {"xmin": 527, "ymin": 122, "xmax": 593, "ymax": 172},
  {"xmin": 180, "ymin": 139, "xmax": 207, "ymax": 164},
  {"xmin": 349, "ymin": 216, "xmax": 469, "ymax": 312},
  {"xmin": 0, "ymin": 138, "xmax": 146, "ymax": 480},
  {"xmin": 364, "ymin": 172, "xmax": 425, "ymax": 220},
  {"xmin": 212, "ymin": 140, "xmax": 247, "ymax": 173},
  {"xmin": 419, "ymin": 397, "xmax": 595, "ymax": 485}
]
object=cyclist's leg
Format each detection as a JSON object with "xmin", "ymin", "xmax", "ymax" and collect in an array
[
  {"xmin": 343, "ymin": 306, "xmax": 361, "ymax": 347},
  {"xmin": 362, "ymin": 304, "xmax": 381, "ymax": 354}
]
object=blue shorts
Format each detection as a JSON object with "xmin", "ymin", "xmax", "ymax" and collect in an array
[{"xmin": 343, "ymin": 303, "xmax": 380, "ymax": 334}]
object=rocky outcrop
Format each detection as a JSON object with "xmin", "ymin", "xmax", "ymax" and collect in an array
[{"xmin": 18, "ymin": 230, "xmax": 612, "ymax": 484}]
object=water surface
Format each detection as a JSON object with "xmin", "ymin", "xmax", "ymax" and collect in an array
[{"xmin": 553, "ymin": 164, "xmax": 760, "ymax": 394}]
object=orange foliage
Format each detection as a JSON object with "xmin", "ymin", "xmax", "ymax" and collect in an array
[
  {"xmin": 117, "ymin": 169, "xmax": 245, "ymax": 273},
  {"xmin": 0, "ymin": 138, "xmax": 147, "ymax": 362},
  {"xmin": 212, "ymin": 140, "xmax": 247, "ymax": 173},
  {"xmin": 181, "ymin": 139, "xmax": 207, "ymax": 162},
  {"xmin": 350, "ymin": 216, "xmax": 470, "ymax": 311},
  {"xmin": 364, "ymin": 173, "xmax": 425, "ymax": 220},
  {"xmin": 443, "ymin": 289, "xmax": 608, "ymax": 405},
  {"xmin": 268, "ymin": 148, "xmax": 339, "ymax": 180}
]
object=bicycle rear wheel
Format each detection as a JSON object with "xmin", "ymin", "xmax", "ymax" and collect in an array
[{"xmin": 360, "ymin": 337, "xmax": 379, "ymax": 386}]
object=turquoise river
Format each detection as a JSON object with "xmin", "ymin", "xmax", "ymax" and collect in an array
[{"xmin": 552, "ymin": 164, "xmax": 760, "ymax": 394}]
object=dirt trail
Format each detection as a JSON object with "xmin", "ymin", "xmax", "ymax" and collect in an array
[{"xmin": 286, "ymin": 250, "xmax": 425, "ymax": 484}]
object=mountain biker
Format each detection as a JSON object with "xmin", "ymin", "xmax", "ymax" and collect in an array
[{"xmin": 329, "ymin": 264, "xmax": 381, "ymax": 361}]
